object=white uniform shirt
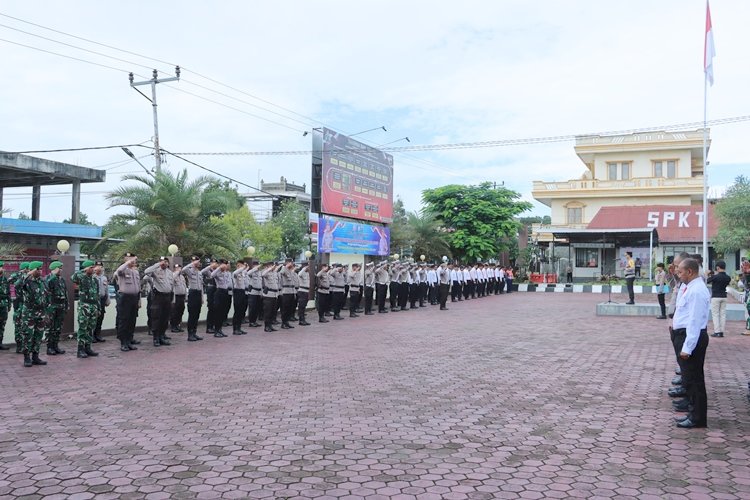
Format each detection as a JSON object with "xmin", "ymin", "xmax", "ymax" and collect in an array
[{"xmin": 672, "ymin": 278, "xmax": 710, "ymax": 355}]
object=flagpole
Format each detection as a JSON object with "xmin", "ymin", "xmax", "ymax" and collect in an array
[{"xmin": 702, "ymin": 74, "xmax": 708, "ymax": 263}]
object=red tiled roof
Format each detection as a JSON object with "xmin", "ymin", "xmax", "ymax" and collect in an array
[{"xmin": 587, "ymin": 205, "xmax": 718, "ymax": 243}]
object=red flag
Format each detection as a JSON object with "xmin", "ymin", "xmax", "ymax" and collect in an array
[{"xmin": 704, "ymin": 1, "xmax": 716, "ymax": 85}]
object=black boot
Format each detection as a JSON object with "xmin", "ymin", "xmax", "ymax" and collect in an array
[
  {"xmin": 16, "ymin": 343, "xmax": 23, "ymax": 354},
  {"xmin": 153, "ymin": 334, "xmax": 161, "ymax": 346},
  {"xmin": 299, "ymin": 320, "xmax": 311, "ymax": 326},
  {"xmin": 47, "ymin": 343, "xmax": 57, "ymax": 356},
  {"xmin": 23, "ymin": 351, "xmax": 32, "ymax": 367},
  {"xmin": 193, "ymin": 332, "xmax": 203, "ymax": 340},
  {"xmin": 31, "ymin": 352, "xmax": 47, "ymax": 365},
  {"xmin": 94, "ymin": 334, "xmax": 106, "ymax": 342},
  {"xmin": 159, "ymin": 335, "xmax": 171, "ymax": 345},
  {"xmin": 77, "ymin": 344, "xmax": 88, "ymax": 358},
  {"xmin": 130, "ymin": 338, "xmax": 141, "ymax": 345},
  {"xmin": 53, "ymin": 341, "xmax": 66, "ymax": 355},
  {"xmin": 319, "ymin": 317, "xmax": 329, "ymax": 323},
  {"xmin": 84, "ymin": 344, "xmax": 99, "ymax": 357},
  {"xmin": 187, "ymin": 332, "xmax": 199, "ymax": 342}
]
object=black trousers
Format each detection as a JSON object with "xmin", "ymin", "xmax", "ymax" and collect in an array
[
  {"xmin": 332, "ymin": 291, "xmax": 345, "ymax": 317},
  {"xmin": 364, "ymin": 286, "xmax": 374, "ymax": 313},
  {"xmin": 170, "ymin": 294, "xmax": 186, "ymax": 329},
  {"xmin": 262, "ymin": 296, "xmax": 277, "ymax": 327},
  {"xmin": 464, "ymin": 280, "xmax": 473, "ymax": 299},
  {"xmin": 247, "ymin": 294, "xmax": 261, "ymax": 324},
  {"xmin": 375, "ymin": 284, "xmax": 387, "ymax": 312},
  {"xmin": 418, "ymin": 283, "xmax": 428, "ymax": 305},
  {"xmin": 498, "ymin": 279, "xmax": 505, "ymax": 293},
  {"xmin": 116, "ymin": 292, "xmax": 139, "ymax": 344},
  {"xmin": 657, "ymin": 293, "xmax": 666, "ymax": 317},
  {"xmin": 428, "ymin": 284, "xmax": 437, "ymax": 304},
  {"xmin": 451, "ymin": 281, "xmax": 461, "ymax": 301},
  {"xmin": 232, "ymin": 289, "xmax": 247, "ymax": 330},
  {"xmin": 205, "ymin": 286, "xmax": 216, "ymax": 331},
  {"xmin": 281, "ymin": 293, "xmax": 296, "ymax": 324},
  {"xmin": 626, "ymin": 277, "xmax": 635, "ymax": 302},
  {"xmin": 439, "ymin": 283, "xmax": 449, "ymax": 308},
  {"xmin": 673, "ymin": 329, "xmax": 709, "ymax": 425},
  {"xmin": 409, "ymin": 283, "xmax": 418, "ymax": 307},
  {"xmin": 186, "ymin": 290, "xmax": 202, "ymax": 333},
  {"xmin": 389, "ymin": 282, "xmax": 399, "ymax": 310},
  {"xmin": 94, "ymin": 296, "xmax": 107, "ymax": 336},
  {"xmin": 349, "ymin": 291, "xmax": 361, "ymax": 314},
  {"xmin": 297, "ymin": 291, "xmax": 309, "ymax": 321},
  {"xmin": 213, "ymin": 289, "xmax": 230, "ymax": 331},
  {"xmin": 398, "ymin": 283, "xmax": 409, "ymax": 309},
  {"xmin": 150, "ymin": 291, "xmax": 172, "ymax": 338},
  {"xmin": 317, "ymin": 292, "xmax": 331, "ymax": 319}
]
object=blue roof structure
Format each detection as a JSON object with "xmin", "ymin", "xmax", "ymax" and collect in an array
[{"xmin": 0, "ymin": 217, "xmax": 102, "ymax": 240}]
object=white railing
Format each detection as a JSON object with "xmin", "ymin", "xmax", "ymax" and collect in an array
[{"xmin": 533, "ymin": 177, "xmax": 704, "ymax": 192}]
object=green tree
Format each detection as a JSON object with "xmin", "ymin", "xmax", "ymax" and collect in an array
[
  {"xmin": 102, "ymin": 169, "xmax": 240, "ymax": 259},
  {"xmin": 62, "ymin": 212, "xmax": 96, "ymax": 225},
  {"xmin": 714, "ymin": 175, "xmax": 750, "ymax": 254},
  {"xmin": 422, "ymin": 182, "xmax": 532, "ymax": 262},
  {"xmin": 270, "ymin": 200, "xmax": 308, "ymax": 259},
  {"xmin": 406, "ymin": 211, "xmax": 451, "ymax": 262},
  {"xmin": 213, "ymin": 206, "xmax": 282, "ymax": 262},
  {"xmin": 17, "ymin": 212, "xmax": 30, "ymax": 220},
  {"xmin": 389, "ymin": 196, "xmax": 412, "ymax": 256}
]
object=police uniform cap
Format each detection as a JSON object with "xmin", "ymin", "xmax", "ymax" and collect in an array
[
  {"xmin": 125, "ymin": 252, "xmax": 137, "ymax": 258},
  {"xmin": 210, "ymin": 258, "xmax": 219, "ymax": 263},
  {"xmin": 49, "ymin": 261, "xmax": 63, "ymax": 270},
  {"xmin": 219, "ymin": 259, "xmax": 229, "ymax": 265},
  {"xmin": 174, "ymin": 263, "xmax": 181, "ymax": 268},
  {"xmin": 95, "ymin": 261, "xmax": 104, "ymax": 267},
  {"xmin": 20, "ymin": 262, "xmax": 29, "ymax": 270},
  {"xmin": 28, "ymin": 261, "xmax": 43, "ymax": 271},
  {"xmin": 159, "ymin": 256, "xmax": 168, "ymax": 261},
  {"xmin": 81, "ymin": 259, "xmax": 96, "ymax": 269},
  {"xmin": 191, "ymin": 255, "xmax": 200, "ymax": 261}
]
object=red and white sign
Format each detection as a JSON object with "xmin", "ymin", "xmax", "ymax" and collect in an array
[{"xmin": 587, "ymin": 205, "xmax": 718, "ymax": 243}]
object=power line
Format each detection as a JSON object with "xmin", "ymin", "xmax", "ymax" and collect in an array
[{"xmin": 4, "ymin": 142, "xmax": 150, "ymax": 154}]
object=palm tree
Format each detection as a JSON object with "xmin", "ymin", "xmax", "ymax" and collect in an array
[
  {"xmin": 407, "ymin": 211, "xmax": 451, "ymax": 262},
  {"xmin": 102, "ymin": 169, "xmax": 241, "ymax": 258},
  {"xmin": 0, "ymin": 209, "xmax": 25, "ymax": 259}
]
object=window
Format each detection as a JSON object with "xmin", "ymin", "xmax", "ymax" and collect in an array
[
  {"xmin": 608, "ymin": 163, "xmax": 618, "ymax": 180},
  {"xmin": 567, "ymin": 207, "xmax": 582, "ymax": 224},
  {"xmin": 575, "ymin": 248, "xmax": 598, "ymax": 268},
  {"xmin": 653, "ymin": 160, "xmax": 677, "ymax": 178},
  {"xmin": 607, "ymin": 162, "xmax": 632, "ymax": 180}
]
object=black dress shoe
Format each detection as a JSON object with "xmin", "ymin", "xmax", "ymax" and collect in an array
[
  {"xmin": 673, "ymin": 402, "xmax": 690, "ymax": 412},
  {"xmin": 675, "ymin": 367, "xmax": 681, "ymax": 375},
  {"xmin": 299, "ymin": 321, "xmax": 311, "ymax": 326},
  {"xmin": 671, "ymin": 376, "xmax": 682, "ymax": 385},
  {"xmin": 625, "ymin": 301, "xmax": 635, "ymax": 305},
  {"xmin": 676, "ymin": 418, "xmax": 706, "ymax": 428},
  {"xmin": 333, "ymin": 316, "xmax": 345, "ymax": 320},
  {"xmin": 668, "ymin": 387, "xmax": 687, "ymax": 397},
  {"xmin": 194, "ymin": 334, "xmax": 203, "ymax": 340},
  {"xmin": 162, "ymin": 334, "xmax": 172, "ymax": 341},
  {"xmin": 319, "ymin": 318, "xmax": 329, "ymax": 323},
  {"xmin": 674, "ymin": 414, "xmax": 690, "ymax": 422},
  {"xmin": 130, "ymin": 339, "xmax": 141, "ymax": 345},
  {"xmin": 249, "ymin": 322, "xmax": 261, "ymax": 328},
  {"xmin": 365, "ymin": 312, "xmax": 374, "ymax": 315},
  {"xmin": 280, "ymin": 323, "xmax": 291, "ymax": 330},
  {"xmin": 121, "ymin": 344, "xmax": 131, "ymax": 352},
  {"xmin": 171, "ymin": 328, "xmax": 181, "ymax": 333},
  {"xmin": 47, "ymin": 346, "xmax": 57, "ymax": 356},
  {"xmin": 711, "ymin": 332, "xmax": 723, "ymax": 338},
  {"xmin": 324, "ymin": 312, "xmax": 333, "ymax": 317},
  {"xmin": 264, "ymin": 326, "xmax": 277, "ymax": 332},
  {"xmin": 187, "ymin": 334, "xmax": 199, "ymax": 342},
  {"xmin": 213, "ymin": 332, "xmax": 227, "ymax": 338},
  {"xmin": 656, "ymin": 315, "xmax": 667, "ymax": 319},
  {"xmin": 159, "ymin": 337, "xmax": 171, "ymax": 346}
]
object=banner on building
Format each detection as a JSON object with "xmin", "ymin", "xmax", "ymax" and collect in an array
[{"xmin": 317, "ymin": 215, "xmax": 390, "ymax": 256}]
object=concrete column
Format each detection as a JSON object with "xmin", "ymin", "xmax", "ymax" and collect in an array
[
  {"xmin": 32, "ymin": 185, "xmax": 41, "ymax": 220},
  {"xmin": 0, "ymin": 187, "xmax": 3, "ymax": 211},
  {"xmin": 71, "ymin": 181, "xmax": 81, "ymax": 224},
  {"xmin": 58, "ymin": 254, "xmax": 76, "ymax": 336}
]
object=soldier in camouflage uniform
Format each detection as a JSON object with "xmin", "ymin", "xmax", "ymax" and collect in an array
[
  {"xmin": 19, "ymin": 261, "xmax": 48, "ymax": 367},
  {"xmin": 11, "ymin": 262, "xmax": 29, "ymax": 353},
  {"xmin": 71, "ymin": 260, "xmax": 100, "ymax": 359},
  {"xmin": 45, "ymin": 261, "xmax": 68, "ymax": 356},
  {"xmin": 0, "ymin": 261, "xmax": 12, "ymax": 350}
]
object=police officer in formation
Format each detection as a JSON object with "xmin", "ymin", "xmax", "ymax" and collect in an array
[{"xmin": 0, "ymin": 256, "xmax": 513, "ymax": 367}]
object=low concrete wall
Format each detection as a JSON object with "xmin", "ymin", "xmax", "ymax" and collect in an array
[{"xmin": 597, "ymin": 302, "xmax": 746, "ymax": 321}]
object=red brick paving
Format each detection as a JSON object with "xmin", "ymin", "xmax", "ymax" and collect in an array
[{"xmin": 1, "ymin": 292, "xmax": 749, "ymax": 499}]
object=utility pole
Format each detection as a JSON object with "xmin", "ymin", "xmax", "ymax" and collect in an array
[{"xmin": 129, "ymin": 66, "xmax": 180, "ymax": 173}]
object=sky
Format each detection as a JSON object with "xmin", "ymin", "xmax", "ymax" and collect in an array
[{"xmin": 1, "ymin": 0, "xmax": 749, "ymax": 226}]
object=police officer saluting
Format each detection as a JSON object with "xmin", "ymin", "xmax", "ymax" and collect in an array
[
  {"xmin": 115, "ymin": 253, "xmax": 141, "ymax": 351},
  {"xmin": 144, "ymin": 256, "xmax": 175, "ymax": 346},
  {"xmin": 297, "ymin": 264, "xmax": 312, "ymax": 326},
  {"xmin": 180, "ymin": 256, "xmax": 204, "ymax": 342},
  {"xmin": 261, "ymin": 262, "xmax": 281, "ymax": 332}
]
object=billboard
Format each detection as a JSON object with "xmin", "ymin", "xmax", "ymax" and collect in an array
[
  {"xmin": 317, "ymin": 128, "xmax": 394, "ymax": 224},
  {"xmin": 318, "ymin": 215, "xmax": 390, "ymax": 256}
]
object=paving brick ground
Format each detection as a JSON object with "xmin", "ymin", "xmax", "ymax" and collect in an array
[{"xmin": 1, "ymin": 292, "xmax": 749, "ymax": 499}]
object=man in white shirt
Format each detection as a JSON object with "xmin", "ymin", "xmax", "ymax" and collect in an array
[{"xmin": 672, "ymin": 257, "xmax": 711, "ymax": 429}]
